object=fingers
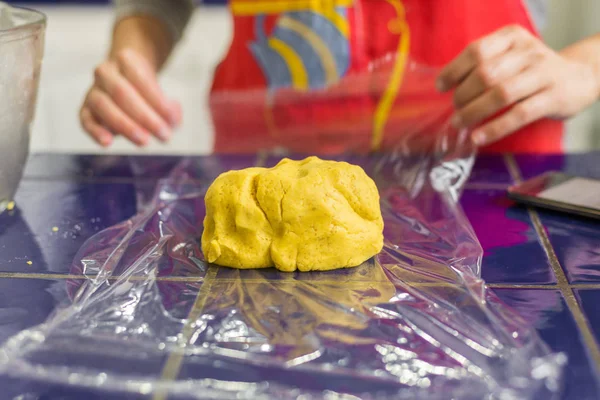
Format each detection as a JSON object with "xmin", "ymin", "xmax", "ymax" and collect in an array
[
  {"xmin": 452, "ymin": 47, "xmax": 540, "ymax": 108},
  {"xmin": 436, "ymin": 25, "xmax": 563, "ymax": 148},
  {"xmin": 453, "ymin": 65, "xmax": 552, "ymax": 129},
  {"xmin": 472, "ymin": 90, "xmax": 552, "ymax": 146},
  {"xmin": 94, "ymin": 61, "xmax": 172, "ymax": 141},
  {"xmin": 80, "ymin": 49, "xmax": 181, "ymax": 147},
  {"xmin": 116, "ymin": 49, "xmax": 181, "ymax": 127},
  {"xmin": 437, "ymin": 25, "xmax": 532, "ymax": 91},
  {"xmin": 80, "ymin": 107, "xmax": 113, "ymax": 147},
  {"xmin": 86, "ymin": 88, "xmax": 150, "ymax": 146}
]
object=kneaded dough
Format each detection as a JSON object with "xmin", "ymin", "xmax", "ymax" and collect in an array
[{"xmin": 201, "ymin": 157, "xmax": 384, "ymax": 272}]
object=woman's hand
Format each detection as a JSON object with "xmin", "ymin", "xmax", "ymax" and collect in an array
[
  {"xmin": 80, "ymin": 49, "xmax": 181, "ymax": 147},
  {"xmin": 437, "ymin": 25, "xmax": 600, "ymax": 147}
]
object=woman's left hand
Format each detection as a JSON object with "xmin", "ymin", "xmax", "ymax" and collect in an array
[{"xmin": 437, "ymin": 25, "xmax": 600, "ymax": 147}]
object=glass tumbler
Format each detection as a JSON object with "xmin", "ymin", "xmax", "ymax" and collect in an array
[{"xmin": 0, "ymin": 3, "xmax": 45, "ymax": 213}]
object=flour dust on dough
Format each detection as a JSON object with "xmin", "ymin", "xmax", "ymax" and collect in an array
[{"xmin": 202, "ymin": 157, "xmax": 384, "ymax": 272}]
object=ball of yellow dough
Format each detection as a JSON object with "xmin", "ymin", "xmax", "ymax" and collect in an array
[{"xmin": 201, "ymin": 157, "xmax": 384, "ymax": 272}]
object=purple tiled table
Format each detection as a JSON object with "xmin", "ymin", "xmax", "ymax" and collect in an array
[{"xmin": 0, "ymin": 153, "xmax": 599, "ymax": 399}]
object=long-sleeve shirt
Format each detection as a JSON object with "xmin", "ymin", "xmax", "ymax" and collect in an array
[
  {"xmin": 113, "ymin": 0, "xmax": 195, "ymax": 43},
  {"xmin": 113, "ymin": 0, "xmax": 548, "ymax": 45}
]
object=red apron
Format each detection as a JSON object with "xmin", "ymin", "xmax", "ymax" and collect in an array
[{"xmin": 209, "ymin": 0, "xmax": 564, "ymax": 154}]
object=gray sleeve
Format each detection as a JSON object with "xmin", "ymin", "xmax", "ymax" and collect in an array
[
  {"xmin": 524, "ymin": 0, "xmax": 548, "ymax": 32},
  {"xmin": 113, "ymin": 0, "xmax": 195, "ymax": 43}
]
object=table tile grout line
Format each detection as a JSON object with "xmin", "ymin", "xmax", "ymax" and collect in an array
[
  {"xmin": 151, "ymin": 150, "xmax": 269, "ymax": 400},
  {"xmin": 464, "ymin": 182, "xmax": 511, "ymax": 190},
  {"xmin": 503, "ymin": 153, "xmax": 521, "ymax": 186},
  {"xmin": 152, "ymin": 266, "xmax": 219, "ymax": 400},
  {"xmin": 504, "ymin": 153, "xmax": 600, "ymax": 368},
  {"xmin": 4, "ymin": 272, "xmax": 600, "ymax": 289},
  {"xmin": 487, "ymin": 283, "xmax": 560, "ymax": 289},
  {"xmin": 0, "ymin": 272, "xmax": 80, "ymax": 280}
]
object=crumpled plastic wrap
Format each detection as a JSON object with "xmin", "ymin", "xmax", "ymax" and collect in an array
[
  {"xmin": 0, "ymin": 54, "xmax": 565, "ymax": 398},
  {"xmin": 0, "ymin": 149, "xmax": 565, "ymax": 399}
]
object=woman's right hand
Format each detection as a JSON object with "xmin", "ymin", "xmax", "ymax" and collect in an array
[{"xmin": 80, "ymin": 48, "xmax": 182, "ymax": 147}]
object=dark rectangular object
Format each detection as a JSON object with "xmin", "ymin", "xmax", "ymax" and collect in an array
[{"xmin": 507, "ymin": 171, "xmax": 600, "ymax": 220}]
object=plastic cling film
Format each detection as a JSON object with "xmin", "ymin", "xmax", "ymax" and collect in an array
[
  {"xmin": 0, "ymin": 0, "xmax": 567, "ymax": 395},
  {"xmin": 209, "ymin": 58, "xmax": 460, "ymax": 156},
  {"xmin": 0, "ymin": 148, "xmax": 565, "ymax": 399}
]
